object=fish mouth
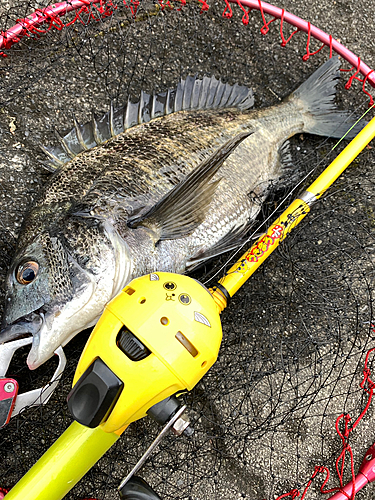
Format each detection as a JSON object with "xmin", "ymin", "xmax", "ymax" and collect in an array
[
  {"xmin": 0, "ymin": 311, "xmax": 43, "ymax": 343},
  {"xmin": 0, "ymin": 310, "xmax": 46, "ymax": 370},
  {"xmin": 0, "ymin": 307, "xmax": 58, "ymax": 370}
]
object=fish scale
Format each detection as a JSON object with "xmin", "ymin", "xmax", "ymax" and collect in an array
[{"xmin": 0, "ymin": 59, "xmax": 367, "ymax": 369}]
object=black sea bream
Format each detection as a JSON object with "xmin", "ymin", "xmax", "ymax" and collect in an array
[{"xmin": 0, "ymin": 58, "xmax": 364, "ymax": 369}]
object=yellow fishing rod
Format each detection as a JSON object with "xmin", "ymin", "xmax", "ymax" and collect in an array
[{"xmin": 4, "ymin": 115, "xmax": 375, "ymax": 500}]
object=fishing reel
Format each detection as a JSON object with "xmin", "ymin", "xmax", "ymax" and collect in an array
[{"xmin": 68, "ymin": 271, "xmax": 222, "ymax": 431}]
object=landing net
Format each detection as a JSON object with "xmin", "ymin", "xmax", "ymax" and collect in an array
[{"xmin": 0, "ymin": 1, "xmax": 374, "ymax": 499}]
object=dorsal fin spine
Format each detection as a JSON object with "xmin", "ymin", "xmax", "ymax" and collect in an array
[
  {"xmin": 210, "ymin": 76, "xmax": 221, "ymax": 108},
  {"xmin": 225, "ymin": 83, "xmax": 239, "ymax": 108},
  {"xmin": 124, "ymin": 99, "xmax": 139, "ymax": 129},
  {"xmin": 54, "ymin": 129, "xmax": 75, "ymax": 159},
  {"xmin": 212, "ymin": 81, "xmax": 225, "ymax": 108},
  {"xmin": 73, "ymin": 116, "xmax": 89, "ymax": 150},
  {"xmin": 109, "ymin": 102, "xmax": 115, "ymax": 137},
  {"xmin": 166, "ymin": 88, "xmax": 174, "ymax": 115},
  {"xmin": 174, "ymin": 81, "xmax": 183, "ymax": 112},
  {"xmin": 219, "ymin": 83, "xmax": 233, "ymax": 108},
  {"xmin": 92, "ymin": 113, "xmax": 102, "ymax": 145},
  {"xmin": 42, "ymin": 77, "xmax": 253, "ymax": 166},
  {"xmin": 151, "ymin": 92, "xmax": 157, "ymax": 120},
  {"xmin": 198, "ymin": 77, "xmax": 211, "ymax": 109},
  {"xmin": 182, "ymin": 75, "xmax": 195, "ymax": 110},
  {"xmin": 124, "ymin": 98, "xmax": 132, "ymax": 129},
  {"xmin": 138, "ymin": 91, "xmax": 144, "ymax": 124},
  {"xmin": 191, "ymin": 78, "xmax": 202, "ymax": 109},
  {"xmin": 39, "ymin": 143, "xmax": 64, "ymax": 167}
]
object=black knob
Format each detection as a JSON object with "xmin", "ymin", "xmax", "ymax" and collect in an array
[
  {"xmin": 119, "ymin": 476, "xmax": 162, "ymax": 500},
  {"xmin": 147, "ymin": 395, "xmax": 181, "ymax": 425}
]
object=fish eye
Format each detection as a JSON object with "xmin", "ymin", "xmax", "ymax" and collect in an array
[{"xmin": 16, "ymin": 261, "xmax": 39, "ymax": 285}]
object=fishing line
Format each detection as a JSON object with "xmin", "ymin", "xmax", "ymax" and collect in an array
[{"xmin": 332, "ymin": 102, "xmax": 375, "ymax": 150}]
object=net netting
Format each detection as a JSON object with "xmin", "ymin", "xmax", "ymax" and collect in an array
[{"xmin": 0, "ymin": 0, "xmax": 375, "ymax": 499}]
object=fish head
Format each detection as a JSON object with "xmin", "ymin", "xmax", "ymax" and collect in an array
[{"xmin": 1, "ymin": 220, "xmax": 130, "ymax": 369}]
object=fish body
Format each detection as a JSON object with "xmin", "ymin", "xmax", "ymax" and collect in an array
[{"xmin": 1, "ymin": 58, "xmax": 364, "ymax": 369}]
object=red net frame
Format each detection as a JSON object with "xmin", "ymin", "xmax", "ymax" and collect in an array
[{"xmin": 0, "ymin": 0, "xmax": 374, "ymax": 105}]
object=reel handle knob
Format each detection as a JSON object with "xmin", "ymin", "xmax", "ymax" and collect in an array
[{"xmin": 119, "ymin": 476, "xmax": 162, "ymax": 500}]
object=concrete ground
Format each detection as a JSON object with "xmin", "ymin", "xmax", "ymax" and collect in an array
[{"xmin": 0, "ymin": 0, "xmax": 374, "ymax": 499}]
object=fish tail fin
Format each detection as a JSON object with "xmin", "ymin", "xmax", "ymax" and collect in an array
[{"xmin": 289, "ymin": 57, "xmax": 366, "ymax": 139}]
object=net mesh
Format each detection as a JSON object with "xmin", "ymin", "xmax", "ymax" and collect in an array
[{"xmin": 0, "ymin": 1, "xmax": 375, "ymax": 499}]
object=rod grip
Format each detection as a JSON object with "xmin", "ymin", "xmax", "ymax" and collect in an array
[{"xmin": 5, "ymin": 421, "xmax": 120, "ymax": 500}]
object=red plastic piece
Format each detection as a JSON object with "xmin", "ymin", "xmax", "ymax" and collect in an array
[
  {"xmin": 222, "ymin": 0, "xmax": 232, "ymax": 18},
  {"xmin": 302, "ymin": 21, "xmax": 325, "ymax": 61},
  {"xmin": 236, "ymin": 0, "xmax": 251, "ymax": 26},
  {"xmin": 280, "ymin": 9, "xmax": 299, "ymax": 47},
  {"xmin": 0, "ymin": 378, "xmax": 19, "ymax": 428},
  {"xmin": 198, "ymin": 0, "xmax": 209, "ymax": 12},
  {"xmin": 257, "ymin": 0, "xmax": 276, "ymax": 35},
  {"xmin": 0, "ymin": 488, "xmax": 8, "ymax": 499}
]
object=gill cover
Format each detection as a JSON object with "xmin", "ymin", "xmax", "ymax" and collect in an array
[{"xmin": 68, "ymin": 272, "xmax": 222, "ymax": 432}]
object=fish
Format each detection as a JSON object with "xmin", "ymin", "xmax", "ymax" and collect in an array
[{"xmin": 0, "ymin": 57, "xmax": 365, "ymax": 370}]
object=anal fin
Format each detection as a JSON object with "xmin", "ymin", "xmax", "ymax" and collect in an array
[
  {"xmin": 278, "ymin": 140, "xmax": 293, "ymax": 170},
  {"xmin": 187, "ymin": 221, "xmax": 255, "ymax": 271}
]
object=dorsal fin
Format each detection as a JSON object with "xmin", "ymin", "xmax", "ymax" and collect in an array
[{"xmin": 41, "ymin": 76, "xmax": 254, "ymax": 169}]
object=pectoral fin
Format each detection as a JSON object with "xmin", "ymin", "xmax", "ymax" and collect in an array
[{"xmin": 128, "ymin": 131, "xmax": 253, "ymax": 242}]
